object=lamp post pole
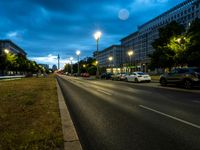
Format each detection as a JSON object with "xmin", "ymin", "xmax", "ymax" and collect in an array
[
  {"xmin": 70, "ymin": 57, "xmax": 73, "ymax": 74},
  {"xmin": 108, "ymin": 56, "xmax": 113, "ymax": 73},
  {"xmin": 94, "ymin": 31, "xmax": 102, "ymax": 78},
  {"xmin": 128, "ymin": 50, "xmax": 133, "ymax": 73},
  {"xmin": 76, "ymin": 50, "xmax": 81, "ymax": 76}
]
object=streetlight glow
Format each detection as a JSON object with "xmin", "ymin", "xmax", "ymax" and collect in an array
[
  {"xmin": 4, "ymin": 49, "xmax": 9, "ymax": 54},
  {"xmin": 108, "ymin": 56, "xmax": 113, "ymax": 61},
  {"xmin": 94, "ymin": 31, "xmax": 102, "ymax": 40},
  {"xmin": 128, "ymin": 50, "xmax": 133, "ymax": 56},
  {"xmin": 76, "ymin": 50, "xmax": 81, "ymax": 56}
]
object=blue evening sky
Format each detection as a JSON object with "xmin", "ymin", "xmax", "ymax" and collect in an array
[{"xmin": 0, "ymin": 0, "xmax": 184, "ymax": 67}]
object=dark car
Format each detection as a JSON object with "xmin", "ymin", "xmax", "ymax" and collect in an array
[
  {"xmin": 101, "ymin": 73, "xmax": 112, "ymax": 80},
  {"xmin": 159, "ymin": 67, "xmax": 200, "ymax": 89}
]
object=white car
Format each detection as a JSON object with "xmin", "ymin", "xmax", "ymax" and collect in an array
[{"xmin": 126, "ymin": 72, "xmax": 151, "ymax": 83}]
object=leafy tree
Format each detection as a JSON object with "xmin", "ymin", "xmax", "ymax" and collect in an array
[
  {"xmin": 150, "ymin": 21, "xmax": 185, "ymax": 70},
  {"xmin": 167, "ymin": 35, "xmax": 190, "ymax": 66},
  {"xmin": 186, "ymin": 18, "xmax": 200, "ymax": 67}
]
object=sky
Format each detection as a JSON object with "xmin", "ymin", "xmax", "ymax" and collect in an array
[{"xmin": 0, "ymin": 0, "xmax": 185, "ymax": 68}]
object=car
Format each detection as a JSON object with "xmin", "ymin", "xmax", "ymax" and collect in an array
[
  {"xmin": 100, "ymin": 73, "xmax": 112, "ymax": 80},
  {"xmin": 119, "ymin": 73, "xmax": 128, "ymax": 81},
  {"xmin": 159, "ymin": 67, "xmax": 200, "ymax": 89},
  {"xmin": 126, "ymin": 72, "xmax": 151, "ymax": 82},
  {"xmin": 111, "ymin": 73, "xmax": 121, "ymax": 80}
]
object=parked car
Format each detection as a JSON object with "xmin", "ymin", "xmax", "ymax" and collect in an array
[
  {"xmin": 159, "ymin": 67, "xmax": 200, "ymax": 89},
  {"xmin": 119, "ymin": 73, "xmax": 128, "ymax": 81},
  {"xmin": 111, "ymin": 73, "xmax": 121, "ymax": 80},
  {"xmin": 100, "ymin": 73, "xmax": 112, "ymax": 80},
  {"xmin": 126, "ymin": 72, "xmax": 151, "ymax": 83}
]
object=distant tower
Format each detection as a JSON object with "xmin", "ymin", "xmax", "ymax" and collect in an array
[{"xmin": 58, "ymin": 54, "xmax": 60, "ymax": 70}]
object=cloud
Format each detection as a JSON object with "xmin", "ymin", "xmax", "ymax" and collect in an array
[
  {"xmin": 7, "ymin": 31, "xmax": 18, "ymax": 38},
  {"xmin": 0, "ymin": 0, "xmax": 184, "ymax": 67}
]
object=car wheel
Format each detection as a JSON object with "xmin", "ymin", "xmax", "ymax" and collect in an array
[
  {"xmin": 135, "ymin": 78, "xmax": 139, "ymax": 83},
  {"xmin": 160, "ymin": 78, "xmax": 167, "ymax": 86},
  {"xmin": 125, "ymin": 78, "xmax": 128, "ymax": 82},
  {"xmin": 183, "ymin": 79, "xmax": 192, "ymax": 89}
]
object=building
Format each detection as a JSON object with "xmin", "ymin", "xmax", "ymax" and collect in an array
[
  {"xmin": 39, "ymin": 64, "xmax": 49, "ymax": 70},
  {"xmin": 94, "ymin": 45, "xmax": 122, "ymax": 73},
  {"xmin": 121, "ymin": 0, "xmax": 200, "ymax": 72},
  {"xmin": 0, "ymin": 40, "xmax": 27, "ymax": 56},
  {"xmin": 52, "ymin": 65, "xmax": 57, "ymax": 71}
]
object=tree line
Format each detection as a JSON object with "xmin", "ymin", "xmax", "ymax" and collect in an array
[
  {"xmin": 0, "ymin": 52, "xmax": 46, "ymax": 76},
  {"xmin": 149, "ymin": 18, "xmax": 200, "ymax": 71}
]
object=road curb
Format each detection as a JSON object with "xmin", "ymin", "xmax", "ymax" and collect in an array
[{"xmin": 56, "ymin": 80, "xmax": 82, "ymax": 150}]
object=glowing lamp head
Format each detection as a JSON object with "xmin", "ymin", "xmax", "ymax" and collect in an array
[
  {"xmin": 76, "ymin": 50, "xmax": 81, "ymax": 56},
  {"xmin": 108, "ymin": 56, "xmax": 113, "ymax": 61},
  {"xmin": 94, "ymin": 31, "xmax": 102, "ymax": 40},
  {"xmin": 128, "ymin": 50, "xmax": 134, "ymax": 56},
  {"xmin": 4, "ymin": 49, "xmax": 9, "ymax": 54}
]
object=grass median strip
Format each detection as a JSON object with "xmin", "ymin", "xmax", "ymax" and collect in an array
[{"xmin": 0, "ymin": 75, "xmax": 63, "ymax": 149}]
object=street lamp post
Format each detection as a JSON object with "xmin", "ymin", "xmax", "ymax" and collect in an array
[
  {"xmin": 94, "ymin": 31, "xmax": 102, "ymax": 78},
  {"xmin": 108, "ymin": 56, "xmax": 113, "ymax": 73},
  {"xmin": 70, "ymin": 57, "xmax": 73, "ymax": 74},
  {"xmin": 128, "ymin": 50, "xmax": 134, "ymax": 73},
  {"xmin": 76, "ymin": 50, "xmax": 81, "ymax": 76}
]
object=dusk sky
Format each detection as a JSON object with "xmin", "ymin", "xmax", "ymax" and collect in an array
[{"xmin": 0, "ymin": 0, "xmax": 184, "ymax": 68}]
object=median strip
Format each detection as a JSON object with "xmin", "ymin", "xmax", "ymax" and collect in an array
[{"xmin": 139, "ymin": 105, "xmax": 200, "ymax": 129}]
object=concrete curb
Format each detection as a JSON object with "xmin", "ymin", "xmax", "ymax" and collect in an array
[{"xmin": 56, "ymin": 80, "xmax": 82, "ymax": 150}]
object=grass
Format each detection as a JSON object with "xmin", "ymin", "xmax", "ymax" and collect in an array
[{"xmin": 0, "ymin": 75, "xmax": 63, "ymax": 150}]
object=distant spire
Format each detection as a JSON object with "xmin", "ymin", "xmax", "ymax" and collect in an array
[{"xmin": 58, "ymin": 54, "xmax": 60, "ymax": 70}]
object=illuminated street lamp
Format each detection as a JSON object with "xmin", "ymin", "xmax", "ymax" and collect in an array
[
  {"xmin": 94, "ymin": 31, "xmax": 102, "ymax": 78},
  {"xmin": 4, "ymin": 49, "xmax": 9, "ymax": 54},
  {"xmin": 76, "ymin": 50, "xmax": 81, "ymax": 75},
  {"xmin": 70, "ymin": 57, "xmax": 73, "ymax": 74},
  {"xmin": 127, "ymin": 50, "xmax": 134, "ymax": 72},
  {"xmin": 108, "ymin": 56, "xmax": 113, "ymax": 73}
]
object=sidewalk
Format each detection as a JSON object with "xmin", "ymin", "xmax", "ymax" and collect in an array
[
  {"xmin": 56, "ymin": 80, "xmax": 82, "ymax": 150},
  {"xmin": 0, "ymin": 75, "xmax": 25, "ymax": 80}
]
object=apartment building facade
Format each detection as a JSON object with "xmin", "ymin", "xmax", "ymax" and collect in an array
[
  {"xmin": 0, "ymin": 40, "xmax": 27, "ymax": 56},
  {"xmin": 94, "ymin": 45, "xmax": 122, "ymax": 73}
]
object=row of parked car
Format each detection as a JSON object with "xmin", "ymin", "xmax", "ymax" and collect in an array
[
  {"xmin": 101, "ymin": 67, "xmax": 200, "ymax": 89},
  {"xmin": 101, "ymin": 71, "xmax": 151, "ymax": 83}
]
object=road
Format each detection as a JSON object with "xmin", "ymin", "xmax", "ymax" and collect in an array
[{"xmin": 57, "ymin": 75, "xmax": 200, "ymax": 150}]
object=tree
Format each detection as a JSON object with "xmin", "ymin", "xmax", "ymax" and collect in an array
[
  {"xmin": 186, "ymin": 18, "xmax": 200, "ymax": 67},
  {"xmin": 150, "ymin": 21, "xmax": 185, "ymax": 70},
  {"xmin": 167, "ymin": 35, "xmax": 190, "ymax": 66}
]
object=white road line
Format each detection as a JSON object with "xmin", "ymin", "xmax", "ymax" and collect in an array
[
  {"xmin": 139, "ymin": 105, "xmax": 200, "ymax": 129},
  {"xmin": 193, "ymin": 100, "xmax": 200, "ymax": 104},
  {"xmin": 97, "ymin": 89, "xmax": 112, "ymax": 96}
]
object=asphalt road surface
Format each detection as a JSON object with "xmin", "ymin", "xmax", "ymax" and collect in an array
[{"xmin": 57, "ymin": 75, "xmax": 200, "ymax": 150}]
